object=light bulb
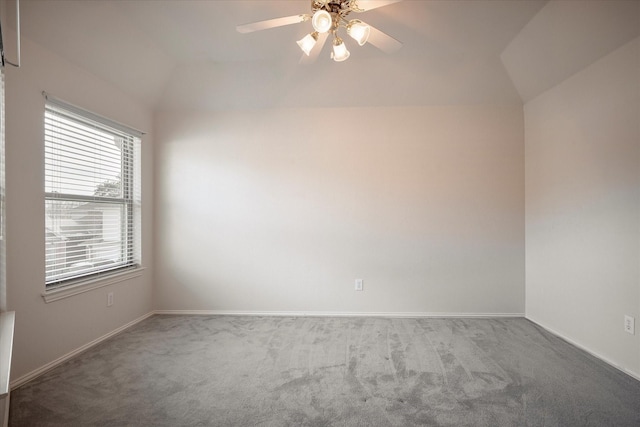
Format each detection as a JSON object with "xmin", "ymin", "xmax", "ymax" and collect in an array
[
  {"xmin": 347, "ymin": 20, "xmax": 370, "ymax": 46},
  {"xmin": 311, "ymin": 10, "xmax": 332, "ymax": 33},
  {"xmin": 331, "ymin": 38, "xmax": 350, "ymax": 62},
  {"xmin": 297, "ymin": 32, "xmax": 318, "ymax": 56}
]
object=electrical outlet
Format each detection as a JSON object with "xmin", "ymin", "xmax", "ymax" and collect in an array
[
  {"xmin": 355, "ymin": 279, "xmax": 363, "ymax": 291},
  {"xmin": 624, "ymin": 315, "xmax": 634, "ymax": 335},
  {"xmin": 107, "ymin": 292, "xmax": 114, "ymax": 307}
]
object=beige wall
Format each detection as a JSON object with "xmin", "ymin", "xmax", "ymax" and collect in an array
[
  {"xmin": 525, "ymin": 37, "xmax": 640, "ymax": 377},
  {"xmin": 154, "ymin": 106, "xmax": 525, "ymax": 315},
  {"xmin": 5, "ymin": 34, "xmax": 154, "ymax": 381}
]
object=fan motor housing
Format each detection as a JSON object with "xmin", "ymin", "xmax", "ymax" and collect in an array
[{"xmin": 311, "ymin": 0, "xmax": 359, "ymax": 19}]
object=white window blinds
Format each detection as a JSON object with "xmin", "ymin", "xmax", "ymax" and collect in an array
[{"xmin": 44, "ymin": 99, "xmax": 141, "ymax": 288}]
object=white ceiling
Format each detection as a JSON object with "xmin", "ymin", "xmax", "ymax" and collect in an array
[
  {"xmin": 5, "ymin": 0, "xmax": 638, "ymax": 110},
  {"xmin": 502, "ymin": 0, "xmax": 640, "ymax": 102}
]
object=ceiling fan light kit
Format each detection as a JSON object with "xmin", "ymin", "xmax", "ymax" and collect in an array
[
  {"xmin": 307, "ymin": 0, "xmax": 367, "ymax": 61},
  {"xmin": 237, "ymin": 0, "xmax": 402, "ymax": 63}
]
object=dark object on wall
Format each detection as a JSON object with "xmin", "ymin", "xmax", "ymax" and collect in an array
[{"xmin": 0, "ymin": 18, "xmax": 5, "ymax": 67}]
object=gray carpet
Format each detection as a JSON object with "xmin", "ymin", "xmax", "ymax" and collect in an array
[{"xmin": 9, "ymin": 315, "xmax": 640, "ymax": 426}]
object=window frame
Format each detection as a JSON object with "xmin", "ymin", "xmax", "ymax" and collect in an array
[{"xmin": 42, "ymin": 94, "xmax": 143, "ymax": 298}]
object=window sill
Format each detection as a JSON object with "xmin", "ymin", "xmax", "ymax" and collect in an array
[{"xmin": 42, "ymin": 267, "xmax": 145, "ymax": 303}]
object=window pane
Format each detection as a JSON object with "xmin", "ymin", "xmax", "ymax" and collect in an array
[
  {"xmin": 45, "ymin": 199, "xmax": 128, "ymax": 283},
  {"xmin": 45, "ymin": 112, "xmax": 124, "ymax": 198}
]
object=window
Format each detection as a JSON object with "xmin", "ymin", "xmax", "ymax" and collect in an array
[{"xmin": 44, "ymin": 98, "xmax": 141, "ymax": 289}]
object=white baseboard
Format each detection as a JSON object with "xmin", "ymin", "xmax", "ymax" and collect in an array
[
  {"xmin": 154, "ymin": 309, "xmax": 525, "ymax": 318},
  {"xmin": 10, "ymin": 311, "xmax": 155, "ymax": 390},
  {"xmin": 526, "ymin": 316, "xmax": 640, "ymax": 383},
  {"xmin": 1, "ymin": 393, "xmax": 9, "ymax": 427}
]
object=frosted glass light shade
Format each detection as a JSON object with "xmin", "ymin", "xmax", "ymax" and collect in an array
[
  {"xmin": 347, "ymin": 20, "xmax": 370, "ymax": 46},
  {"xmin": 297, "ymin": 32, "xmax": 318, "ymax": 56},
  {"xmin": 312, "ymin": 10, "xmax": 332, "ymax": 33},
  {"xmin": 331, "ymin": 40, "xmax": 350, "ymax": 62}
]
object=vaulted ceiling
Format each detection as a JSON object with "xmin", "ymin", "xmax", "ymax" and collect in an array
[{"xmin": 5, "ymin": 0, "xmax": 639, "ymax": 110}]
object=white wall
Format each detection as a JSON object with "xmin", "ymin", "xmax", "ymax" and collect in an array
[
  {"xmin": 525, "ymin": 37, "xmax": 640, "ymax": 377},
  {"xmin": 154, "ymin": 106, "xmax": 525, "ymax": 315},
  {"xmin": 4, "ymin": 34, "xmax": 154, "ymax": 381}
]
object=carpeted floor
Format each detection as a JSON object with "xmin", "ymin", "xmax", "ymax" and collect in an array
[{"xmin": 9, "ymin": 315, "xmax": 640, "ymax": 426}]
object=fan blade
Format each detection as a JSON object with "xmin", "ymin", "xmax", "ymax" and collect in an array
[
  {"xmin": 300, "ymin": 32, "xmax": 329, "ymax": 65},
  {"xmin": 237, "ymin": 15, "xmax": 308, "ymax": 34},
  {"xmin": 367, "ymin": 25, "xmax": 402, "ymax": 54},
  {"xmin": 356, "ymin": 0, "xmax": 403, "ymax": 12}
]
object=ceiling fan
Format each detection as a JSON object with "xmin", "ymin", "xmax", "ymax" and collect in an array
[{"xmin": 236, "ymin": 0, "xmax": 403, "ymax": 63}]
